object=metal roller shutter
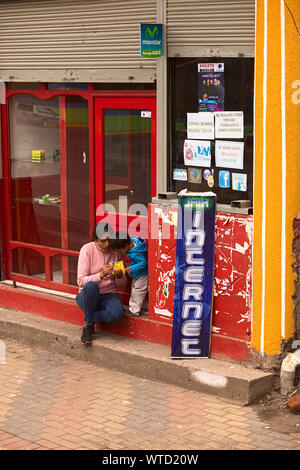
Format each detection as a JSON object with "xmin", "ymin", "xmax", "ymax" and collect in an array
[
  {"xmin": 167, "ymin": 0, "xmax": 255, "ymax": 57},
  {"xmin": 0, "ymin": 0, "xmax": 157, "ymax": 82}
]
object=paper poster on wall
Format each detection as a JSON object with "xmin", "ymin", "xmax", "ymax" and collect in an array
[
  {"xmin": 173, "ymin": 168, "xmax": 187, "ymax": 181},
  {"xmin": 215, "ymin": 140, "xmax": 244, "ymax": 169},
  {"xmin": 215, "ymin": 112, "xmax": 244, "ymax": 139},
  {"xmin": 198, "ymin": 63, "xmax": 224, "ymax": 112},
  {"xmin": 187, "ymin": 113, "xmax": 214, "ymax": 140},
  {"xmin": 232, "ymin": 173, "xmax": 247, "ymax": 191},
  {"xmin": 184, "ymin": 140, "xmax": 211, "ymax": 167}
]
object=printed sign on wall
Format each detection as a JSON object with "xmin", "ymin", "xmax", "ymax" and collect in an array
[
  {"xmin": 184, "ymin": 140, "xmax": 211, "ymax": 167},
  {"xmin": 140, "ymin": 24, "xmax": 163, "ymax": 58},
  {"xmin": 215, "ymin": 112, "xmax": 244, "ymax": 139},
  {"xmin": 171, "ymin": 190, "xmax": 216, "ymax": 358},
  {"xmin": 187, "ymin": 113, "xmax": 214, "ymax": 140},
  {"xmin": 215, "ymin": 140, "xmax": 244, "ymax": 169}
]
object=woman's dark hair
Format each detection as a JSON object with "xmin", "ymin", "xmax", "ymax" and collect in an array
[
  {"xmin": 92, "ymin": 222, "xmax": 115, "ymax": 241},
  {"xmin": 109, "ymin": 231, "xmax": 131, "ymax": 249}
]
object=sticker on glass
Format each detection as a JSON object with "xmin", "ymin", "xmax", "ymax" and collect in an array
[
  {"xmin": 232, "ymin": 173, "xmax": 247, "ymax": 191},
  {"xmin": 188, "ymin": 168, "xmax": 202, "ymax": 183},
  {"xmin": 141, "ymin": 110, "xmax": 151, "ymax": 118},
  {"xmin": 219, "ymin": 170, "xmax": 231, "ymax": 188},
  {"xmin": 173, "ymin": 168, "xmax": 187, "ymax": 181}
]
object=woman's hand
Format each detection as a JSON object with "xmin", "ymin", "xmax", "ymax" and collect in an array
[{"xmin": 100, "ymin": 264, "xmax": 113, "ymax": 279}]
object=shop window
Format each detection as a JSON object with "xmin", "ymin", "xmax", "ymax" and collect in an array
[
  {"xmin": 65, "ymin": 95, "xmax": 90, "ymax": 251},
  {"xmin": 10, "ymin": 94, "xmax": 61, "ymax": 247},
  {"xmin": 11, "ymin": 247, "xmax": 45, "ymax": 279},
  {"xmin": 169, "ymin": 58, "xmax": 254, "ymax": 206},
  {"xmin": 104, "ymin": 109, "xmax": 152, "ymax": 211},
  {"xmin": 50, "ymin": 254, "xmax": 78, "ymax": 286},
  {"xmin": 9, "ymin": 94, "xmax": 90, "ymax": 254},
  {"xmin": 10, "ymin": 95, "xmax": 61, "ymax": 248}
]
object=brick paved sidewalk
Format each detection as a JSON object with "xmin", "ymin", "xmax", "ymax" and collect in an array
[{"xmin": 0, "ymin": 339, "xmax": 299, "ymax": 451}]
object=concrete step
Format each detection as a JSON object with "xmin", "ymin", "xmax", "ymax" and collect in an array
[{"xmin": 0, "ymin": 307, "xmax": 274, "ymax": 405}]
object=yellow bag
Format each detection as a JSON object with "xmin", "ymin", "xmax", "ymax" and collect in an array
[{"xmin": 113, "ymin": 260, "xmax": 125, "ymax": 274}]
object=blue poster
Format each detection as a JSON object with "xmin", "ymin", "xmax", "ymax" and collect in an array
[
  {"xmin": 171, "ymin": 191, "xmax": 216, "ymax": 358},
  {"xmin": 198, "ymin": 63, "xmax": 225, "ymax": 112}
]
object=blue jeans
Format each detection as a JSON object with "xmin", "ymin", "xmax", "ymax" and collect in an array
[{"xmin": 76, "ymin": 281, "xmax": 123, "ymax": 326}]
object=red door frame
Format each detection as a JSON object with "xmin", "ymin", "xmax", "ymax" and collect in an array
[
  {"xmin": 94, "ymin": 92, "xmax": 156, "ymax": 306},
  {"xmin": 0, "ymin": 87, "xmax": 156, "ymax": 294},
  {"xmin": 94, "ymin": 93, "xmax": 157, "ymax": 219}
]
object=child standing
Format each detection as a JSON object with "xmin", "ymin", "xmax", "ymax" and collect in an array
[{"xmin": 110, "ymin": 232, "xmax": 148, "ymax": 317}]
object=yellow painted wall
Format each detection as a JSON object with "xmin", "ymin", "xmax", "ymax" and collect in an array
[
  {"xmin": 285, "ymin": 0, "xmax": 300, "ymax": 341},
  {"xmin": 252, "ymin": 0, "xmax": 300, "ymax": 355}
]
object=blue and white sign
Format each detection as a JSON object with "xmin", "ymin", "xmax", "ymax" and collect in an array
[
  {"xmin": 171, "ymin": 190, "xmax": 216, "ymax": 358},
  {"xmin": 184, "ymin": 140, "xmax": 211, "ymax": 167},
  {"xmin": 232, "ymin": 173, "xmax": 247, "ymax": 191},
  {"xmin": 140, "ymin": 24, "xmax": 163, "ymax": 58},
  {"xmin": 219, "ymin": 170, "xmax": 230, "ymax": 188}
]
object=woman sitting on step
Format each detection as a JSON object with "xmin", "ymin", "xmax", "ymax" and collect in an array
[{"xmin": 76, "ymin": 222, "xmax": 126, "ymax": 345}]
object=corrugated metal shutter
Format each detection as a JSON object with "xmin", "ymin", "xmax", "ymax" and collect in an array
[
  {"xmin": 0, "ymin": 0, "xmax": 157, "ymax": 81},
  {"xmin": 167, "ymin": 0, "xmax": 255, "ymax": 57}
]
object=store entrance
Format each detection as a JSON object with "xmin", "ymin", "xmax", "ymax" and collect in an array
[
  {"xmin": 94, "ymin": 93, "xmax": 156, "ymax": 305},
  {"xmin": 3, "ymin": 88, "xmax": 156, "ymax": 296},
  {"xmin": 94, "ymin": 93, "xmax": 156, "ymax": 238}
]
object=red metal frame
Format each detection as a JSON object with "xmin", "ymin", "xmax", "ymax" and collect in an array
[
  {"xmin": 59, "ymin": 96, "xmax": 69, "ymax": 284},
  {"xmin": 9, "ymin": 241, "xmax": 78, "ymax": 295},
  {"xmin": 0, "ymin": 86, "xmax": 157, "ymax": 294},
  {"xmin": 94, "ymin": 93, "xmax": 157, "ymax": 224},
  {"xmin": 0, "ymin": 103, "xmax": 11, "ymax": 280}
]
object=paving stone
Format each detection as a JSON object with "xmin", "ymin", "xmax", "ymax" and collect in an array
[{"xmin": 0, "ymin": 339, "xmax": 299, "ymax": 451}]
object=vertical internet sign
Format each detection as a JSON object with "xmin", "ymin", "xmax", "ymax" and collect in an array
[
  {"xmin": 140, "ymin": 24, "xmax": 163, "ymax": 58},
  {"xmin": 171, "ymin": 191, "xmax": 216, "ymax": 358}
]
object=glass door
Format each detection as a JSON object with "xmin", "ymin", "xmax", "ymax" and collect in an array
[{"xmin": 95, "ymin": 95, "xmax": 156, "ymax": 238}]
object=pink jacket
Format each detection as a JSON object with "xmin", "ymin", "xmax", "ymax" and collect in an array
[{"xmin": 77, "ymin": 241, "xmax": 126, "ymax": 294}]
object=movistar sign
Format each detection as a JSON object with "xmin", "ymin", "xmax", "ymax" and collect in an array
[{"xmin": 140, "ymin": 23, "xmax": 163, "ymax": 58}]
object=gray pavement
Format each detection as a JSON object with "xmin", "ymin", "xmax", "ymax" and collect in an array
[
  {"xmin": 0, "ymin": 307, "xmax": 273, "ymax": 405},
  {"xmin": 0, "ymin": 338, "xmax": 299, "ymax": 451},
  {"xmin": 0, "ymin": 307, "xmax": 299, "ymax": 450}
]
